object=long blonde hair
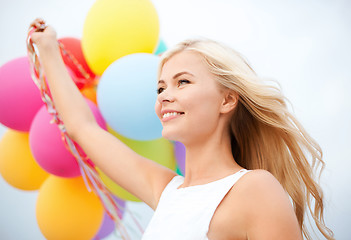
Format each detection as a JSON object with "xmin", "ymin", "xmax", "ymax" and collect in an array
[{"xmin": 158, "ymin": 39, "xmax": 334, "ymax": 239}]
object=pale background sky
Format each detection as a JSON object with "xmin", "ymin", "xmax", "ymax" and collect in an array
[{"xmin": 0, "ymin": 0, "xmax": 350, "ymax": 239}]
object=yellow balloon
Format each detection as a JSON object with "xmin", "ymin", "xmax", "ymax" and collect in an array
[
  {"xmin": 98, "ymin": 127, "xmax": 176, "ymax": 201},
  {"xmin": 0, "ymin": 130, "xmax": 49, "ymax": 190},
  {"xmin": 82, "ymin": 0, "xmax": 160, "ymax": 75},
  {"xmin": 36, "ymin": 176, "xmax": 104, "ymax": 240}
]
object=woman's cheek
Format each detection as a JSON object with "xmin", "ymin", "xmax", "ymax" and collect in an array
[{"xmin": 154, "ymin": 102, "xmax": 161, "ymax": 119}]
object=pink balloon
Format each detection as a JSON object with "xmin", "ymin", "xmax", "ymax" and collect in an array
[
  {"xmin": 29, "ymin": 99, "xmax": 106, "ymax": 177},
  {"xmin": 0, "ymin": 57, "xmax": 44, "ymax": 131}
]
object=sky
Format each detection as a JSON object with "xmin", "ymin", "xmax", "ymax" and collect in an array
[{"xmin": 0, "ymin": 0, "xmax": 351, "ymax": 239}]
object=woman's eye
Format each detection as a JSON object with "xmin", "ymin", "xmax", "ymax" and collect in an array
[
  {"xmin": 157, "ymin": 87, "xmax": 165, "ymax": 94},
  {"xmin": 178, "ymin": 79, "xmax": 190, "ymax": 86}
]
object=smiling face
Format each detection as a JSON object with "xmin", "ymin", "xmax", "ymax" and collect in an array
[{"xmin": 155, "ymin": 50, "xmax": 230, "ymax": 144}]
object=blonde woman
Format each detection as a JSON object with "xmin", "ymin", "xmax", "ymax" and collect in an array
[{"xmin": 30, "ymin": 19, "xmax": 334, "ymax": 239}]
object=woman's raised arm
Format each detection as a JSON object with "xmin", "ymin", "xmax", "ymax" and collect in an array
[{"xmin": 29, "ymin": 19, "xmax": 176, "ymax": 209}]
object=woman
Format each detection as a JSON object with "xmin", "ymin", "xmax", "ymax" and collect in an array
[{"xmin": 30, "ymin": 19, "xmax": 333, "ymax": 239}]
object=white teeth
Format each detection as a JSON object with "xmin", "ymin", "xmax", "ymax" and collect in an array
[{"xmin": 162, "ymin": 112, "xmax": 182, "ymax": 119}]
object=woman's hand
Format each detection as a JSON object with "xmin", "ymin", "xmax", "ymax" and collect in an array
[{"xmin": 29, "ymin": 18, "xmax": 57, "ymax": 50}]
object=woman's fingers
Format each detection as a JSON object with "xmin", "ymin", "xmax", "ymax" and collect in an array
[
  {"xmin": 30, "ymin": 25, "xmax": 58, "ymax": 47},
  {"xmin": 29, "ymin": 18, "xmax": 46, "ymax": 30}
]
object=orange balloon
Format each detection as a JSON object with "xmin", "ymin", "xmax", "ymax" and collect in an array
[
  {"xmin": 36, "ymin": 176, "xmax": 104, "ymax": 240},
  {"xmin": 81, "ymin": 84, "xmax": 97, "ymax": 104},
  {"xmin": 0, "ymin": 130, "xmax": 49, "ymax": 190}
]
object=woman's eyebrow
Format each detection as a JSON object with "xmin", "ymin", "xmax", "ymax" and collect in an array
[
  {"xmin": 173, "ymin": 71, "xmax": 194, "ymax": 79},
  {"xmin": 158, "ymin": 71, "xmax": 194, "ymax": 84}
]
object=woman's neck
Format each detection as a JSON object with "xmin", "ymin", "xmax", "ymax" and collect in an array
[{"xmin": 180, "ymin": 133, "xmax": 242, "ymax": 188}]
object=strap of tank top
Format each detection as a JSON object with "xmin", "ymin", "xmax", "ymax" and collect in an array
[
  {"xmin": 159, "ymin": 175, "xmax": 184, "ymax": 197},
  {"xmin": 203, "ymin": 169, "xmax": 251, "ymax": 234}
]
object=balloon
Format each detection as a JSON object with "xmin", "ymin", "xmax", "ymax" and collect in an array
[
  {"xmin": 0, "ymin": 57, "xmax": 44, "ymax": 131},
  {"xmin": 82, "ymin": 0, "xmax": 159, "ymax": 75},
  {"xmin": 98, "ymin": 127, "xmax": 176, "ymax": 201},
  {"xmin": 94, "ymin": 212, "xmax": 115, "ymax": 239},
  {"xmin": 174, "ymin": 141, "xmax": 186, "ymax": 175},
  {"xmin": 94, "ymin": 197, "xmax": 125, "ymax": 240},
  {"xmin": 154, "ymin": 39, "xmax": 168, "ymax": 55},
  {"xmin": 0, "ymin": 130, "xmax": 49, "ymax": 190},
  {"xmin": 29, "ymin": 99, "xmax": 106, "ymax": 178},
  {"xmin": 176, "ymin": 165, "xmax": 184, "ymax": 176},
  {"xmin": 81, "ymin": 84, "xmax": 97, "ymax": 105},
  {"xmin": 97, "ymin": 53, "xmax": 162, "ymax": 141},
  {"xmin": 98, "ymin": 169, "xmax": 140, "ymax": 202},
  {"xmin": 113, "ymin": 195, "xmax": 126, "ymax": 219},
  {"xmin": 59, "ymin": 37, "xmax": 96, "ymax": 88},
  {"xmin": 36, "ymin": 176, "xmax": 104, "ymax": 240}
]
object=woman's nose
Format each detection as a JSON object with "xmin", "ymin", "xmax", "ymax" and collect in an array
[{"xmin": 158, "ymin": 89, "xmax": 175, "ymax": 103}]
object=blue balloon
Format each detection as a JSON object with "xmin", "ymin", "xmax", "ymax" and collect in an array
[{"xmin": 97, "ymin": 53, "xmax": 162, "ymax": 140}]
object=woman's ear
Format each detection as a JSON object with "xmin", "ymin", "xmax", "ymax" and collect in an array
[{"xmin": 220, "ymin": 91, "xmax": 238, "ymax": 114}]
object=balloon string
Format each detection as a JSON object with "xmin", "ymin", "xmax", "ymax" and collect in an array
[{"xmin": 26, "ymin": 25, "xmax": 144, "ymax": 239}]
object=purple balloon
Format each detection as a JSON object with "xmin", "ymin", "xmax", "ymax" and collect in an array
[
  {"xmin": 0, "ymin": 57, "xmax": 44, "ymax": 131},
  {"xmin": 93, "ymin": 211, "xmax": 115, "ymax": 239},
  {"xmin": 94, "ymin": 196, "xmax": 126, "ymax": 239},
  {"xmin": 114, "ymin": 195, "xmax": 126, "ymax": 219},
  {"xmin": 174, "ymin": 141, "xmax": 186, "ymax": 175}
]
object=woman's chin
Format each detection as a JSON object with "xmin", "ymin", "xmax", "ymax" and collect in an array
[{"xmin": 161, "ymin": 129, "xmax": 181, "ymax": 142}]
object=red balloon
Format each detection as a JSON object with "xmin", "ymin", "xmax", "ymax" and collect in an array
[{"xmin": 58, "ymin": 37, "xmax": 96, "ymax": 89}]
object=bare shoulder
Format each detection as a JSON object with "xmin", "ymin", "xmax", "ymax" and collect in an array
[
  {"xmin": 228, "ymin": 169, "xmax": 302, "ymax": 239},
  {"xmin": 232, "ymin": 169, "xmax": 294, "ymax": 217},
  {"xmin": 235, "ymin": 169, "xmax": 284, "ymax": 195}
]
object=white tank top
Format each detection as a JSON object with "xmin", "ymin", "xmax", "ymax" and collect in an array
[{"xmin": 142, "ymin": 169, "xmax": 250, "ymax": 240}]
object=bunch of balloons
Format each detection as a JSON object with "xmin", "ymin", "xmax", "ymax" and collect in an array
[{"xmin": 0, "ymin": 0, "xmax": 186, "ymax": 239}]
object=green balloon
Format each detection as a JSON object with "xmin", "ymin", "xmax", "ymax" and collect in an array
[
  {"xmin": 176, "ymin": 165, "xmax": 184, "ymax": 176},
  {"xmin": 154, "ymin": 39, "xmax": 167, "ymax": 55},
  {"xmin": 99, "ymin": 126, "xmax": 176, "ymax": 201}
]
